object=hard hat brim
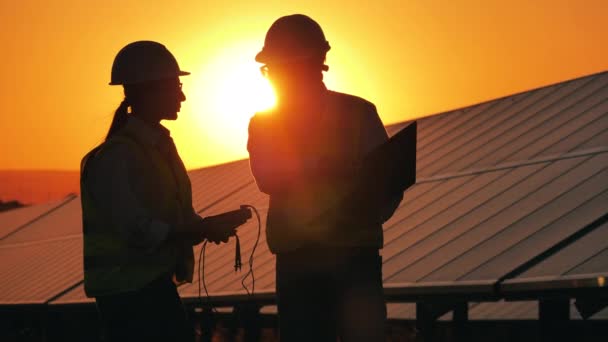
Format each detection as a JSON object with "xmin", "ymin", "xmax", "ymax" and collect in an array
[
  {"xmin": 109, "ymin": 70, "xmax": 191, "ymax": 86},
  {"xmin": 255, "ymin": 45, "xmax": 330, "ymax": 65},
  {"xmin": 255, "ymin": 50, "xmax": 327, "ymax": 66}
]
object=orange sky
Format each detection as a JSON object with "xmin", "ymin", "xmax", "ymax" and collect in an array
[{"xmin": 0, "ymin": 0, "xmax": 607, "ymax": 171}]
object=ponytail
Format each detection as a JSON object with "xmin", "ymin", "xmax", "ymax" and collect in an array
[{"xmin": 105, "ymin": 99, "xmax": 130, "ymax": 141}]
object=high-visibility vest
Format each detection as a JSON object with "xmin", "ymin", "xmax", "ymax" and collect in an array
[{"xmin": 80, "ymin": 127, "xmax": 194, "ymax": 297}]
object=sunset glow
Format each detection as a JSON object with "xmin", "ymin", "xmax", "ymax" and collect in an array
[
  {"xmin": 0, "ymin": 0, "xmax": 607, "ymax": 179},
  {"xmin": 186, "ymin": 41, "xmax": 277, "ymax": 157}
]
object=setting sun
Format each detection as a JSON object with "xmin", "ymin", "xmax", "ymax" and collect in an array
[
  {"xmin": 0, "ymin": 0, "xmax": 607, "ymax": 179},
  {"xmin": 180, "ymin": 40, "xmax": 276, "ymax": 162},
  {"xmin": 205, "ymin": 43, "xmax": 276, "ymax": 118}
]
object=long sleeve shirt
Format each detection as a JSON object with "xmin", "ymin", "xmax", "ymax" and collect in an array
[{"xmin": 248, "ymin": 88, "xmax": 403, "ymax": 253}]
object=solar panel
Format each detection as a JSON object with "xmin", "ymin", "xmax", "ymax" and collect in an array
[{"xmin": 1, "ymin": 71, "xmax": 606, "ymax": 324}]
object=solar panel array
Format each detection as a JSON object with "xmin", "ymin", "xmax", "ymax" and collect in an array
[{"xmin": 2, "ymin": 71, "xmax": 607, "ymax": 321}]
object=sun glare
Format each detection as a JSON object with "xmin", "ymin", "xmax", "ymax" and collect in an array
[
  {"xmin": 211, "ymin": 62, "xmax": 276, "ymax": 119},
  {"xmin": 184, "ymin": 40, "xmax": 276, "ymax": 163}
]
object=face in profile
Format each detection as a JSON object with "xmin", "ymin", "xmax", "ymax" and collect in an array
[
  {"xmin": 152, "ymin": 77, "xmax": 186, "ymax": 121},
  {"xmin": 129, "ymin": 77, "xmax": 186, "ymax": 121}
]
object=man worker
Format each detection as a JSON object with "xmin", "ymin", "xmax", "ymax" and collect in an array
[{"xmin": 247, "ymin": 14, "xmax": 402, "ymax": 342}]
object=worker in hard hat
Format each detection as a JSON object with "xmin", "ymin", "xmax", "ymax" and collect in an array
[
  {"xmin": 80, "ymin": 41, "xmax": 249, "ymax": 341},
  {"xmin": 247, "ymin": 14, "xmax": 402, "ymax": 342}
]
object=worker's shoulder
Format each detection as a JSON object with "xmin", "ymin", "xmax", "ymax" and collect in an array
[
  {"xmin": 249, "ymin": 110, "xmax": 270, "ymax": 123},
  {"xmin": 326, "ymin": 90, "xmax": 379, "ymax": 126},
  {"xmin": 248, "ymin": 110, "xmax": 278, "ymax": 132},
  {"xmin": 327, "ymin": 90, "xmax": 376, "ymax": 109},
  {"xmin": 84, "ymin": 136, "xmax": 139, "ymax": 170},
  {"xmin": 100, "ymin": 135, "xmax": 140, "ymax": 155},
  {"xmin": 326, "ymin": 90, "xmax": 377, "ymax": 113}
]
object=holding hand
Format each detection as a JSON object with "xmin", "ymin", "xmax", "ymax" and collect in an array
[
  {"xmin": 203, "ymin": 208, "xmax": 251, "ymax": 244},
  {"xmin": 176, "ymin": 208, "xmax": 252, "ymax": 245}
]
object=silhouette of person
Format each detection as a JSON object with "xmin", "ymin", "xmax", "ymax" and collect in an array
[
  {"xmin": 80, "ymin": 41, "xmax": 248, "ymax": 342},
  {"xmin": 247, "ymin": 14, "xmax": 402, "ymax": 342}
]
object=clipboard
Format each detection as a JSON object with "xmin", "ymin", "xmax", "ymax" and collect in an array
[
  {"xmin": 312, "ymin": 121, "xmax": 417, "ymax": 225},
  {"xmin": 355, "ymin": 120, "xmax": 417, "ymax": 205}
]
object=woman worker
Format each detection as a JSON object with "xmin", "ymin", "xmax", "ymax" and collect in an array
[{"xmin": 80, "ymin": 41, "xmax": 247, "ymax": 341}]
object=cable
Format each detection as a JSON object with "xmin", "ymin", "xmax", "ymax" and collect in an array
[
  {"xmin": 240, "ymin": 205, "xmax": 261, "ymax": 296},
  {"xmin": 197, "ymin": 205, "xmax": 261, "ymax": 312},
  {"xmin": 235, "ymin": 234, "xmax": 242, "ymax": 272},
  {"xmin": 198, "ymin": 240, "xmax": 217, "ymax": 313}
]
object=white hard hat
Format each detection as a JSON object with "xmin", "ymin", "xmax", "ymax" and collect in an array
[{"xmin": 109, "ymin": 41, "xmax": 190, "ymax": 85}]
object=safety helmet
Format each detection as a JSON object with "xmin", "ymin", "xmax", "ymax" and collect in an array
[
  {"xmin": 255, "ymin": 14, "xmax": 331, "ymax": 65},
  {"xmin": 109, "ymin": 41, "xmax": 190, "ymax": 85}
]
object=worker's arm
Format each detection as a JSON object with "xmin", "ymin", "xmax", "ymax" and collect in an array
[
  {"xmin": 247, "ymin": 116, "xmax": 303, "ymax": 194},
  {"xmin": 176, "ymin": 209, "xmax": 250, "ymax": 245},
  {"xmin": 88, "ymin": 144, "xmax": 247, "ymax": 249},
  {"xmin": 360, "ymin": 104, "xmax": 403, "ymax": 223}
]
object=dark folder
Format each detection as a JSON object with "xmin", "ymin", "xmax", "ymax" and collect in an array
[
  {"xmin": 312, "ymin": 121, "xmax": 417, "ymax": 225},
  {"xmin": 351, "ymin": 121, "xmax": 417, "ymax": 212}
]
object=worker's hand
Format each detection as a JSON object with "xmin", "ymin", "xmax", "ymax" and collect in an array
[
  {"xmin": 175, "ymin": 219, "xmax": 237, "ymax": 245},
  {"xmin": 204, "ymin": 225, "xmax": 236, "ymax": 244},
  {"xmin": 174, "ymin": 220, "xmax": 207, "ymax": 245},
  {"xmin": 179, "ymin": 231, "xmax": 207, "ymax": 246},
  {"xmin": 176, "ymin": 208, "xmax": 251, "ymax": 245},
  {"xmin": 202, "ymin": 208, "xmax": 251, "ymax": 244}
]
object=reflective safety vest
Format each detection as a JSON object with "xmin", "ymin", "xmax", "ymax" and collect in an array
[{"xmin": 80, "ymin": 127, "xmax": 194, "ymax": 297}]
